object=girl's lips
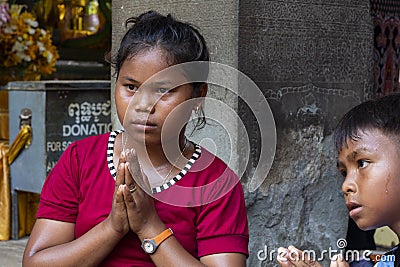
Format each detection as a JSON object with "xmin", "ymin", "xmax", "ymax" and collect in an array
[
  {"xmin": 132, "ymin": 119, "xmax": 156, "ymax": 126},
  {"xmin": 131, "ymin": 123, "xmax": 157, "ymax": 131}
]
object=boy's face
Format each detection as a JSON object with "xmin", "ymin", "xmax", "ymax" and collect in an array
[{"xmin": 337, "ymin": 128, "xmax": 400, "ymax": 234}]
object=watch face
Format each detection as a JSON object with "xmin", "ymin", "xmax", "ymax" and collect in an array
[{"xmin": 143, "ymin": 241, "xmax": 155, "ymax": 254}]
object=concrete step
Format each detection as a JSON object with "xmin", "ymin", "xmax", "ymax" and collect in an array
[{"xmin": 0, "ymin": 237, "xmax": 28, "ymax": 267}]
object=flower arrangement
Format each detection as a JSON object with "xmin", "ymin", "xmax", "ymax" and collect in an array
[{"xmin": 0, "ymin": 1, "xmax": 59, "ymax": 83}]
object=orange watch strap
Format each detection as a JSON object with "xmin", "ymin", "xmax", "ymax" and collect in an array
[{"xmin": 153, "ymin": 228, "xmax": 174, "ymax": 246}]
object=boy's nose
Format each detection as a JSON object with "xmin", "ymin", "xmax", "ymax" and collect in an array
[{"xmin": 341, "ymin": 172, "xmax": 357, "ymax": 195}]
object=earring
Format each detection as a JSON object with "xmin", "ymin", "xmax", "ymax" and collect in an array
[{"xmin": 194, "ymin": 106, "xmax": 200, "ymax": 114}]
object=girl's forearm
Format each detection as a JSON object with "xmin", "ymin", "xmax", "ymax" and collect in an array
[{"xmin": 23, "ymin": 218, "xmax": 126, "ymax": 267}]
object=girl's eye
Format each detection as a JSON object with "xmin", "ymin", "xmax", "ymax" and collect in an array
[
  {"xmin": 127, "ymin": 84, "xmax": 138, "ymax": 92},
  {"xmin": 339, "ymin": 169, "xmax": 347, "ymax": 178},
  {"xmin": 158, "ymin": 88, "xmax": 169, "ymax": 94},
  {"xmin": 357, "ymin": 159, "xmax": 369, "ymax": 169}
]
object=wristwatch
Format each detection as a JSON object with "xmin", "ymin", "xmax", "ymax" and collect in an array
[{"xmin": 141, "ymin": 228, "xmax": 174, "ymax": 254}]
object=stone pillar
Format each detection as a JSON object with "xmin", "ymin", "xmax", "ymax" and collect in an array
[
  {"xmin": 111, "ymin": 1, "xmax": 373, "ymax": 266},
  {"xmin": 238, "ymin": 1, "xmax": 373, "ymax": 266}
]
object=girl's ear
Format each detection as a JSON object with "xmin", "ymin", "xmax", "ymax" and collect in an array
[
  {"xmin": 195, "ymin": 83, "xmax": 207, "ymax": 109},
  {"xmin": 199, "ymin": 83, "xmax": 208, "ymax": 98},
  {"xmin": 192, "ymin": 83, "xmax": 207, "ymax": 111}
]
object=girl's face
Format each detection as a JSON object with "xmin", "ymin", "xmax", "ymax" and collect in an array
[
  {"xmin": 115, "ymin": 48, "xmax": 198, "ymax": 145},
  {"xmin": 338, "ymin": 129, "xmax": 400, "ymax": 234}
]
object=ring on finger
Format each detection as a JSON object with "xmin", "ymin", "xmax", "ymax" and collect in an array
[{"xmin": 128, "ymin": 184, "xmax": 137, "ymax": 193}]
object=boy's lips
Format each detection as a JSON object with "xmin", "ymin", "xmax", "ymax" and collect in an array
[{"xmin": 346, "ymin": 201, "xmax": 362, "ymax": 218}]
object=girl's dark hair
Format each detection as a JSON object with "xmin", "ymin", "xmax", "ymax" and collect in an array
[
  {"xmin": 111, "ymin": 11, "xmax": 210, "ymax": 131},
  {"xmin": 333, "ymin": 93, "xmax": 400, "ymax": 152}
]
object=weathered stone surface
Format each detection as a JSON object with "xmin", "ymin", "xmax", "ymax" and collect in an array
[
  {"xmin": 238, "ymin": 0, "xmax": 373, "ymax": 266},
  {"xmin": 246, "ymin": 126, "xmax": 348, "ymax": 266}
]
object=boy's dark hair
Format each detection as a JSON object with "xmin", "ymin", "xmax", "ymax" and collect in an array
[
  {"xmin": 111, "ymin": 10, "xmax": 209, "ymax": 131},
  {"xmin": 334, "ymin": 93, "xmax": 400, "ymax": 152}
]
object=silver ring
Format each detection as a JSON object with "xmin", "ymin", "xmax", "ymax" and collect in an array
[{"xmin": 129, "ymin": 185, "xmax": 137, "ymax": 193}]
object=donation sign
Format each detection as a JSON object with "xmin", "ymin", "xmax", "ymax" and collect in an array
[{"xmin": 45, "ymin": 89, "xmax": 112, "ymax": 174}]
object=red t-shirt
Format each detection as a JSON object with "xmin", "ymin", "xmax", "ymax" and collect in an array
[{"xmin": 37, "ymin": 131, "xmax": 249, "ymax": 266}]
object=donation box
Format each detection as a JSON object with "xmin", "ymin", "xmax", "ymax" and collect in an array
[{"xmin": 8, "ymin": 80, "xmax": 112, "ymax": 194}]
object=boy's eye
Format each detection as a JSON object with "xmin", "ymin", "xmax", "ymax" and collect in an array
[
  {"xmin": 339, "ymin": 169, "xmax": 347, "ymax": 178},
  {"xmin": 357, "ymin": 159, "xmax": 369, "ymax": 169}
]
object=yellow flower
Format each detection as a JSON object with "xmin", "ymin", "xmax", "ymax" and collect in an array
[{"xmin": 0, "ymin": 4, "xmax": 59, "ymax": 75}]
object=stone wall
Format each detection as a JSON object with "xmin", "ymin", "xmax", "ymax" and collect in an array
[
  {"xmin": 111, "ymin": 1, "xmax": 373, "ymax": 266},
  {"xmin": 239, "ymin": 1, "xmax": 373, "ymax": 266}
]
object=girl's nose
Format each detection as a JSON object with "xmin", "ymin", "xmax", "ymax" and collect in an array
[{"xmin": 133, "ymin": 90, "xmax": 155, "ymax": 113}]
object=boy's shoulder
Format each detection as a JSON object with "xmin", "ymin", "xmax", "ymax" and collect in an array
[{"xmin": 372, "ymin": 244, "xmax": 400, "ymax": 267}]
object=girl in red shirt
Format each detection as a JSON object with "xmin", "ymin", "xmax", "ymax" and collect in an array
[{"xmin": 23, "ymin": 11, "xmax": 249, "ymax": 267}]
